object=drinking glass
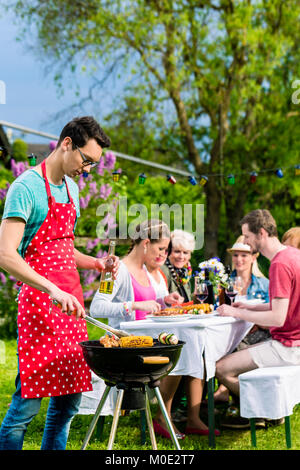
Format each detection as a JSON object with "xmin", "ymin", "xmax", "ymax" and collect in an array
[
  {"xmin": 234, "ymin": 276, "xmax": 243, "ymax": 296},
  {"xmin": 194, "ymin": 277, "xmax": 209, "ymax": 304},
  {"xmin": 225, "ymin": 278, "xmax": 238, "ymax": 305}
]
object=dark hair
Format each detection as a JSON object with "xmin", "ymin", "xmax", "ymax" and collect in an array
[
  {"xmin": 240, "ymin": 209, "xmax": 278, "ymax": 237},
  {"xmin": 57, "ymin": 116, "xmax": 111, "ymax": 149}
]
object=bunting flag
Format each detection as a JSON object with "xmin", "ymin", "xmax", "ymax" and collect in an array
[
  {"xmin": 121, "ymin": 163, "xmax": 300, "ymax": 186},
  {"xmin": 26, "ymin": 152, "xmax": 300, "ymax": 187}
]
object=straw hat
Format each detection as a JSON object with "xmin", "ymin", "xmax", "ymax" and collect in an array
[
  {"xmin": 227, "ymin": 235, "xmax": 251, "ymax": 253},
  {"xmin": 227, "ymin": 235, "xmax": 265, "ymax": 278}
]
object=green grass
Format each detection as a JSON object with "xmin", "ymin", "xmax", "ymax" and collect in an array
[{"xmin": 1, "ymin": 334, "xmax": 300, "ymax": 451}]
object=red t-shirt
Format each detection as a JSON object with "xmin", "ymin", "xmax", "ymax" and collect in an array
[{"xmin": 269, "ymin": 246, "xmax": 300, "ymax": 347}]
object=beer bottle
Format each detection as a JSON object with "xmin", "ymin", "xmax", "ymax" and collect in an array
[{"xmin": 99, "ymin": 240, "xmax": 116, "ymax": 294}]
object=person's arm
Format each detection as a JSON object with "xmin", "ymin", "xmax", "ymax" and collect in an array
[
  {"xmin": 74, "ymin": 247, "xmax": 119, "ymax": 278},
  {"xmin": 90, "ymin": 282, "xmax": 161, "ymax": 319},
  {"xmin": 163, "ymin": 292, "xmax": 185, "ymax": 306},
  {"xmin": 217, "ymin": 298, "xmax": 289, "ymax": 327},
  {"xmin": 0, "ymin": 218, "xmax": 85, "ymax": 317},
  {"xmin": 233, "ymin": 301, "xmax": 271, "ymax": 311}
]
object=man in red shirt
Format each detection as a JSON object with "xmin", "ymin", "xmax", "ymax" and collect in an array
[{"xmin": 216, "ymin": 209, "xmax": 300, "ymax": 426}]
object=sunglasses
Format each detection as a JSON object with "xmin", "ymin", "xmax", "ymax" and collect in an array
[{"xmin": 75, "ymin": 145, "xmax": 99, "ymax": 168}]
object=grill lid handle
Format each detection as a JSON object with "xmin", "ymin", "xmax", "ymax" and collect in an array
[{"xmin": 139, "ymin": 356, "xmax": 170, "ymax": 364}]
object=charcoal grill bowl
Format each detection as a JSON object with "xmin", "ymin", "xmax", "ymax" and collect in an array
[{"xmin": 79, "ymin": 339, "xmax": 185, "ymax": 386}]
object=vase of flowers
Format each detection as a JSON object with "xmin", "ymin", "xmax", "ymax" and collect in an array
[{"xmin": 197, "ymin": 257, "xmax": 229, "ymax": 298}]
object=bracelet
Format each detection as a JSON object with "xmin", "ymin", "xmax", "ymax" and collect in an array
[{"xmin": 123, "ymin": 302, "xmax": 132, "ymax": 316}]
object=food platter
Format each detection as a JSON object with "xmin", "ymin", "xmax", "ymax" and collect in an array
[{"xmin": 147, "ymin": 314, "xmax": 193, "ymax": 322}]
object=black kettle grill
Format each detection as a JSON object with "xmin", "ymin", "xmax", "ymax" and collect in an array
[{"xmin": 79, "ymin": 339, "xmax": 185, "ymax": 450}]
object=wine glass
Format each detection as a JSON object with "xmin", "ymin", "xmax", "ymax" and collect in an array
[
  {"xmin": 194, "ymin": 277, "xmax": 208, "ymax": 304},
  {"xmin": 234, "ymin": 276, "xmax": 243, "ymax": 296},
  {"xmin": 225, "ymin": 278, "xmax": 238, "ymax": 305}
]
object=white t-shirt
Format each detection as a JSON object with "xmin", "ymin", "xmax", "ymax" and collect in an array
[{"xmin": 146, "ymin": 269, "xmax": 169, "ymax": 299}]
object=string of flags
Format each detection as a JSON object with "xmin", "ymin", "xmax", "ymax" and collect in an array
[
  {"xmin": 112, "ymin": 164, "xmax": 300, "ymax": 186},
  {"xmin": 26, "ymin": 152, "xmax": 300, "ymax": 187}
]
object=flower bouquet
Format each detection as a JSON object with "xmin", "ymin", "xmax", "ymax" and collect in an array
[{"xmin": 197, "ymin": 257, "xmax": 229, "ymax": 295}]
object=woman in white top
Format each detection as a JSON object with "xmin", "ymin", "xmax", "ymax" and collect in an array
[{"xmin": 90, "ymin": 220, "xmax": 183, "ymax": 329}]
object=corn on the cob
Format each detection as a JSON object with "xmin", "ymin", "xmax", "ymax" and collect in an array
[{"xmin": 119, "ymin": 335, "xmax": 153, "ymax": 348}]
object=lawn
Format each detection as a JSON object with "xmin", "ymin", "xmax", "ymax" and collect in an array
[{"xmin": 1, "ymin": 332, "xmax": 299, "ymax": 451}]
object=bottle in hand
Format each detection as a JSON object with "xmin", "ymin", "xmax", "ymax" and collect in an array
[{"xmin": 99, "ymin": 240, "xmax": 116, "ymax": 294}]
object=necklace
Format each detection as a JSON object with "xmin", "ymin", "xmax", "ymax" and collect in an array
[{"xmin": 165, "ymin": 258, "xmax": 192, "ymax": 285}]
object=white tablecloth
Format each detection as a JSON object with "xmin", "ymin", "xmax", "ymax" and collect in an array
[
  {"xmin": 78, "ymin": 372, "xmax": 117, "ymax": 416},
  {"xmin": 120, "ymin": 314, "xmax": 253, "ymax": 381},
  {"xmin": 239, "ymin": 366, "xmax": 300, "ymax": 419}
]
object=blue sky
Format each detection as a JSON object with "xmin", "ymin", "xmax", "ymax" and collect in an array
[{"xmin": 0, "ymin": 11, "xmax": 109, "ymax": 143}]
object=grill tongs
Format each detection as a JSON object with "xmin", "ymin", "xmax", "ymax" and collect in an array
[
  {"xmin": 85, "ymin": 315, "xmax": 130, "ymax": 338},
  {"xmin": 52, "ymin": 300, "xmax": 130, "ymax": 338}
]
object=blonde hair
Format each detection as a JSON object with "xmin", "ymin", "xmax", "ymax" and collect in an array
[
  {"xmin": 231, "ymin": 235, "xmax": 266, "ymax": 278},
  {"xmin": 171, "ymin": 229, "xmax": 195, "ymax": 253},
  {"xmin": 282, "ymin": 227, "xmax": 300, "ymax": 250}
]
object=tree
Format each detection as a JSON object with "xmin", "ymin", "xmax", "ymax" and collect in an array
[{"xmin": 11, "ymin": 0, "xmax": 300, "ymax": 256}]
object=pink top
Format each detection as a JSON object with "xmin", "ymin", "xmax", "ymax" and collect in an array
[
  {"xmin": 130, "ymin": 273, "xmax": 156, "ymax": 320},
  {"xmin": 269, "ymin": 246, "xmax": 300, "ymax": 347}
]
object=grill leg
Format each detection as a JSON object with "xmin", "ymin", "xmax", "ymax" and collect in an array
[
  {"xmin": 153, "ymin": 386, "xmax": 181, "ymax": 450},
  {"xmin": 81, "ymin": 385, "xmax": 111, "ymax": 450},
  {"xmin": 145, "ymin": 391, "xmax": 157, "ymax": 450},
  {"xmin": 107, "ymin": 388, "xmax": 124, "ymax": 450}
]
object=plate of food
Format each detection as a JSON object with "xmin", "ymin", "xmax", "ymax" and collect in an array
[{"xmin": 183, "ymin": 303, "xmax": 215, "ymax": 315}]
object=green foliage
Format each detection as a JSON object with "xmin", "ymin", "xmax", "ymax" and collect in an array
[
  {"xmin": 0, "ymin": 165, "xmax": 14, "ymax": 191},
  {"xmin": 11, "ymin": 139, "xmax": 28, "ymax": 162},
  {"xmin": 125, "ymin": 175, "xmax": 206, "ymax": 266},
  {"xmin": 10, "ymin": 0, "xmax": 300, "ymax": 257},
  {"xmin": 0, "ymin": 277, "xmax": 18, "ymax": 338}
]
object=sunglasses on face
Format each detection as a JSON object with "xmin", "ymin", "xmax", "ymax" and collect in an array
[{"xmin": 75, "ymin": 145, "xmax": 99, "ymax": 168}]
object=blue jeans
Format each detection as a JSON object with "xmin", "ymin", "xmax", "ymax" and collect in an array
[{"xmin": 0, "ymin": 373, "xmax": 82, "ymax": 450}]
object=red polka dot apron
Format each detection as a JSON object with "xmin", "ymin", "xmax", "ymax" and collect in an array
[{"xmin": 17, "ymin": 161, "xmax": 92, "ymax": 399}]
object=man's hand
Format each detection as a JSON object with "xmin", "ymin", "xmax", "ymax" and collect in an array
[
  {"xmin": 94, "ymin": 255, "xmax": 119, "ymax": 279},
  {"xmin": 50, "ymin": 287, "xmax": 86, "ymax": 319},
  {"xmin": 217, "ymin": 304, "xmax": 239, "ymax": 318}
]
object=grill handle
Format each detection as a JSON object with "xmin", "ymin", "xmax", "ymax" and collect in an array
[{"xmin": 139, "ymin": 356, "xmax": 170, "ymax": 365}]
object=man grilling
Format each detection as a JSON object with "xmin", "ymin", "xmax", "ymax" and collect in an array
[{"xmin": 0, "ymin": 116, "xmax": 118, "ymax": 450}]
